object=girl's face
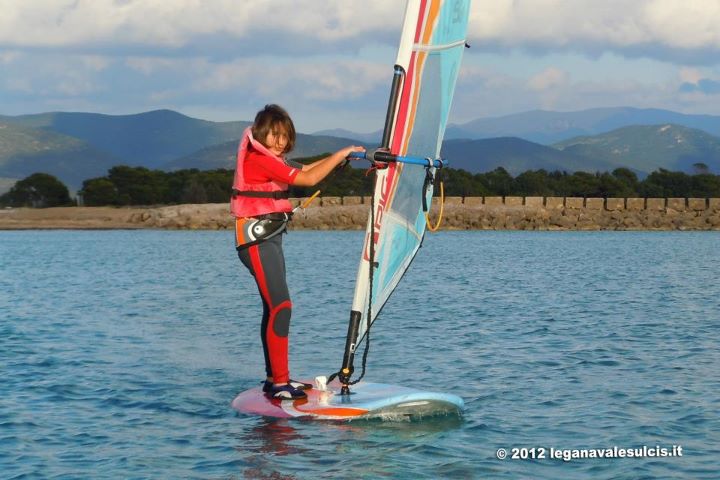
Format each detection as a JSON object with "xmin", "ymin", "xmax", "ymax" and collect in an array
[{"xmin": 264, "ymin": 125, "xmax": 289, "ymax": 156}]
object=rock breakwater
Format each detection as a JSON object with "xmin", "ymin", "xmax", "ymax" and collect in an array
[{"xmin": 1, "ymin": 196, "xmax": 719, "ymax": 230}]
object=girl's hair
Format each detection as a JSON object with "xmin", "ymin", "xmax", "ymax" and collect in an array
[{"xmin": 251, "ymin": 104, "xmax": 296, "ymax": 154}]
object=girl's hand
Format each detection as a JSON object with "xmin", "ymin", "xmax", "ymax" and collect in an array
[{"xmin": 341, "ymin": 145, "xmax": 366, "ymax": 159}]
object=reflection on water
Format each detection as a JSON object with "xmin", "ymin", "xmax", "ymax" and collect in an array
[
  {"xmin": 234, "ymin": 413, "xmax": 464, "ymax": 479},
  {"xmin": 243, "ymin": 418, "xmax": 310, "ymax": 456},
  {"xmin": 237, "ymin": 418, "xmax": 309, "ymax": 480}
]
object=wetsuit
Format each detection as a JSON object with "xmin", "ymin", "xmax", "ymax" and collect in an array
[
  {"xmin": 237, "ymin": 235, "xmax": 292, "ymax": 383},
  {"xmin": 232, "ymin": 134, "xmax": 301, "ymax": 385}
]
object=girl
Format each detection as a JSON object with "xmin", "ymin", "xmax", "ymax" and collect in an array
[{"xmin": 232, "ymin": 104, "xmax": 364, "ymax": 400}]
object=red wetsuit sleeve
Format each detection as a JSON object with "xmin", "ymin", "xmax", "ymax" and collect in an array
[{"xmin": 244, "ymin": 150, "xmax": 300, "ymax": 185}]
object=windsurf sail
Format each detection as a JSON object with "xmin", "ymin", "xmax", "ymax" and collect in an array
[{"xmin": 337, "ymin": 0, "xmax": 471, "ymax": 390}]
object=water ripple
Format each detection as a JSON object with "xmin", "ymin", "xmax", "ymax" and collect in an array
[{"xmin": 1, "ymin": 230, "xmax": 718, "ymax": 478}]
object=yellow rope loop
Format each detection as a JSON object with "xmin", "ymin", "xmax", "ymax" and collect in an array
[{"xmin": 425, "ymin": 180, "xmax": 444, "ymax": 232}]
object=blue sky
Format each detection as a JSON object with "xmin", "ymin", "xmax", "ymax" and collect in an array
[{"xmin": 2, "ymin": 0, "xmax": 720, "ymax": 133}]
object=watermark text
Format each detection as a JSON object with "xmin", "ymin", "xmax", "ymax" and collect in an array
[{"xmin": 496, "ymin": 445, "xmax": 683, "ymax": 462}]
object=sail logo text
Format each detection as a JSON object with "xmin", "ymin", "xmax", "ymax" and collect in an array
[{"xmin": 364, "ymin": 169, "xmax": 394, "ymax": 261}]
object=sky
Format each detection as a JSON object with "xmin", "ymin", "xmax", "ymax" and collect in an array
[{"xmin": 2, "ymin": 0, "xmax": 720, "ymax": 133}]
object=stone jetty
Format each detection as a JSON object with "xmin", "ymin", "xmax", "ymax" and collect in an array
[{"xmin": 1, "ymin": 196, "xmax": 719, "ymax": 230}]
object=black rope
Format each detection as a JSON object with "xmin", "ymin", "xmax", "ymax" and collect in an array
[
  {"xmin": 327, "ymin": 166, "xmax": 377, "ymax": 387},
  {"xmin": 327, "ymin": 159, "xmax": 442, "ymax": 387},
  {"xmin": 348, "ymin": 176, "xmax": 375, "ymax": 386}
]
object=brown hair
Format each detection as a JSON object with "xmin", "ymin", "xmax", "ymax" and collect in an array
[{"xmin": 251, "ymin": 104, "xmax": 296, "ymax": 154}]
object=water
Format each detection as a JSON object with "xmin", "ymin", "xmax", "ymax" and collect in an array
[{"xmin": 1, "ymin": 230, "xmax": 718, "ymax": 479}]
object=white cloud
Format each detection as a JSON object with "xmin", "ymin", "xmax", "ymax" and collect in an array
[
  {"xmin": 0, "ymin": 50, "xmax": 21, "ymax": 64},
  {"xmin": 80, "ymin": 55, "xmax": 112, "ymax": 72},
  {"xmin": 449, "ymin": 62, "xmax": 720, "ymax": 122},
  {"xmin": 0, "ymin": 51, "xmax": 106, "ymax": 98},
  {"xmin": 125, "ymin": 56, "xmax": 192, "ymax": 75},
  {"xmin": 0, "ymin": 0, "xmax": 402, "ymax": 50},
  {"xmin": 4, "ymin": 77, "xmax": 33, "ymax": 94},
  {"xmin": 679, "ymin": 67, "xmax": 703, "ymax": 85},
  {"xmin": 527, "ymin": 68, "xmax": 569, "ymax": 91},
  {"xmin": 1, "ymin": 1, "xmax": 719, "ymax": 64},
  {"xmin": 5, "ymin": 0, "xmax": 720, "ymax": 130},
  {"xmin": 642, "ymin": 0, "xmax": 720, "ymax": 49},
  {"xmin": 525, "ymin": 68, "xmax": 571, "ymax": 110},
  {"xmin": 195, "ymin": 58, "xmax": 387, "ymax": 101},
  {"xmin": 55, "ymin": 77, "xmax": 103, "ymax": 97},
  {"xmin": 470, "ymin": 0, "xmax": 720, "ymax": 63}
]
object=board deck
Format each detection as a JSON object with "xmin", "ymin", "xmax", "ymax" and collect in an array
[{"xmin": 231, "ymin": 379, "xmax": 464, "ymax": 420}]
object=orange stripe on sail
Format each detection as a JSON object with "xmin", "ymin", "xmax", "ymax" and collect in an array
[
  {"xmin": 394, "ymin": 0, "xmax": 439, "ymax": 156},
  {"xmin": 401, "ymin": 50, "xmax": 427, "ymax": 155},
  {"xmin": 422, "ymin": 0, "xmax": 442, "ymax": 45},
  {"xmin": 400, "ymin": 0, "xmax": 441, "ymax": 154},
  {"xmin": 384, "ymin": 162, "xmax": 402, "ymax": 212}
]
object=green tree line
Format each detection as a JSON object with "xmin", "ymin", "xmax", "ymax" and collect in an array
[
  {"xmin": 0, "ymin": 173, "xmax": 73, "ymax": 208},
  {"xmin": 3, "ymin": 161, "xmax": 720, "ymax": 208},
  {"xmin": 440, "ymin": 167, "xmax": 720, "ymax": 198}
]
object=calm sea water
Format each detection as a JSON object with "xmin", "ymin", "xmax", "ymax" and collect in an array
[{"xmin": 1, "ymin": 229, "xmax": 719, "ymax": 479}]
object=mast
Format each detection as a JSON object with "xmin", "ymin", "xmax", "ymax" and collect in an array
[{"xmin": 337, "ymin": 65, "xmax": 406, "ymax": 393}]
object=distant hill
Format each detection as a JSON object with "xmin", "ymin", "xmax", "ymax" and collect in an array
[
  {"xmin": 174, "ymin": 135, "xmax": 624, "ymax": 177},
  {"xmin": 165, "ymin": 134, "xmax": 371, "ymax": 170},
  {"xmin": 440, "ymin": 137, "xmax": 619, "ymax": 176},
  {"xmin": 3, "ymin": 108, "xmax": 720, "ymax": 193},
  {"xmin": 313, "ymin": 107, "xmax": 720, "ymax": 145},
  {"xmin": 0, "ymin": 122, "xmax": 120, "ymax": 190},
  {"xmin": 554, "ymin": 124, "xmax": 720, "ymax": 174},
  {"xmin": 312, "ymin": 128, "xmax": 382, "ymax": 144},
  {"xmin": 179, "ymin": 130, "xmax": 711, "ymax": 178},
  {"xmin": 0, "ymin": 110, "xmax": 250, "ymax": 169},
  {"xmin": 442, "ymin": 107, "xmax": 720, "ymax": 144}
]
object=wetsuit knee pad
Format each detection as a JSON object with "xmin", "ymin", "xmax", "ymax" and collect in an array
[{"xmin": 270, "ymin": 300, "xmax": 292, "ymax": 338}]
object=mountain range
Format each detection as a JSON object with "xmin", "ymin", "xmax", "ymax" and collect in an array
[
  {"xmin": 166, "ymin": 133, "xmax": 371, "ymax": 171},
  {"xmin": 2, "ymin": 107, "xmax": 720, "ymax": 194},
  {"xmin": 444, "ymin": 107, "xmax": 720, "ymax": 144},
  {"xmin": 554, "ymin": 124, "xmax": 720, "ymax": 174},
  {"xmin": 0, "ymin": 110, "xmax": 250, "ymax": 169}
]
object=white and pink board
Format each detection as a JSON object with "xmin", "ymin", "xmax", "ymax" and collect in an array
[{"xmin": 231, "ymin": 379, "xmax": 464, "ymax": 420}]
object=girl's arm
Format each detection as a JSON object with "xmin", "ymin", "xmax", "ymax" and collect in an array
[{"xmin": 292, "ymin": 146, "xmax": 364, "ymax": 187}]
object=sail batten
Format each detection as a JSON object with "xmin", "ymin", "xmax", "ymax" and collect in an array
[{"xmin": 414, "ymin": 39, "xmax": 467, "ymax": 51}]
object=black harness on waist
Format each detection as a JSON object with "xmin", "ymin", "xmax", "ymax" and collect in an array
[
  {"xmin": 231, "ymin": 189, "xmax": 289, "ymax": 199},
  {"xmin": 234, "ymin": 212, "xmax": 293, "ymax": 251}
]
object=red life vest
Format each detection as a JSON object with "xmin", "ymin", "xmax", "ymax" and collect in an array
[{"xmin": 230, "ymin": 127, "xmax": 294, "ymax": 218}]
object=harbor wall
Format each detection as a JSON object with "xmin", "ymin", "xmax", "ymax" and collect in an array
[
  {"xmin": 284, "ymin": 196, "xmax": 720, "ymax": 231},
  {"xmin": 1, "ymin": 197, "xmax": 719, "ymax": 230}
]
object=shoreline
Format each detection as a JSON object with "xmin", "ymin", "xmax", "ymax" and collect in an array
[{"xmin": 2, "ymin": 196, "xmax": 719, "ymax": 231}]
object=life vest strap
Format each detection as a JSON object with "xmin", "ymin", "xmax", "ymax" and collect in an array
[
  {"xmin": 232, "ymin": 189, "xmax": 290, "ymax": 199},
  {"xmin": 253, "ymin": 212, "xmax": 293, "ymax": 221}
]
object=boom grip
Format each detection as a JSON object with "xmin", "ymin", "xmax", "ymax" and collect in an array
[{"xmin": 348, "ymin": 150, "xmax": 446, "ymax": 168}]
